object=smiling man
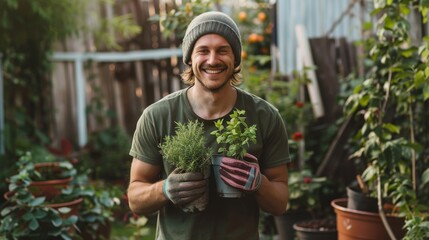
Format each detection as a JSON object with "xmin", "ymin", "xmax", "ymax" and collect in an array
[{"xmin": 127, "ymin": 11, "xmax": 290, "ymax": 240}]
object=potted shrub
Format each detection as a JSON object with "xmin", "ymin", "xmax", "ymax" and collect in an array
[
  {"xmin": 333, "ymin": 0, "xmax": 429, "ymax": 239},
  {"xmin": 210, "ymin": 109, "xmax": 257, "ymax": 198},
  {"xmin": 159, "ymin": 120, "xmax": 212, "ymax": 213},
  {"xmin": 275, "ymin": 168, "xmax": 331, "ymax": 240},
  {"xmin": 0, "ymin": 153, "xmax": 82, "ymax": 239},
  {"xmin": 9, "ymin": 152, "xmax": 77, "ymax": 201},
  {"xmin": 75, "ymin": 181, "xmax": 118, "ymax": 240}
]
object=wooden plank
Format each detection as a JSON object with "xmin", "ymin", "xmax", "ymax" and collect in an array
[
  {"xmin": 295, "ymin": 25, "xmax": 325, "ymax": 118},
  {"xmin": 308, "ymin": 37, "xmax": 341, "ymax": 124}
]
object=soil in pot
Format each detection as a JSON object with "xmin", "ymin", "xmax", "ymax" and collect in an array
[{"xmin": 293, "ymin": 218, "xmax": 338, "ymax": 240}]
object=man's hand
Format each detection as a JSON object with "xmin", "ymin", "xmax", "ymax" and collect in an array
[
  {"xmin": 163, "ymin": 168, "xmax": 208, "ymax": 205},
  {"xmin": 219, "ymin": 153, "xmax": 262, "ymax": 192}
]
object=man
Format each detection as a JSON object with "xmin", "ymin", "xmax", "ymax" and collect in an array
[{"xmin": 128, "ymin": 11, "xmax": 290, "ymax": 240}]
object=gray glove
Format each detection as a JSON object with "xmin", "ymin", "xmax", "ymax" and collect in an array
[{"xmin": 163, "ymin": 168, "xmax": 208, "ymax": 205}]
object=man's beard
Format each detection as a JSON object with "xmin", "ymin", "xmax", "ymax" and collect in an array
[{"xmin": 195, "ymin": 75, "xmax": 231, "ymax": 93}]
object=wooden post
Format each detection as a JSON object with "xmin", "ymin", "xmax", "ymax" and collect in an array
[{"xmin": 295, "ymin": 25, "xmax": 325, "ymax": 118}]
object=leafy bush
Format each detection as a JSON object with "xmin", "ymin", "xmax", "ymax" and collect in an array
[
  {"xmin": 211, "ymin": 109, "xmax": 257, "ymax": 159},
  {"xmin": 159, "ymin": 120, "xmax": 212, "ymax": 173}
]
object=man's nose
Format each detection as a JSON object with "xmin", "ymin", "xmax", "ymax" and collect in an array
[{"xmin": 207, "ymin": 51, "xmax": 219, "ymax": 65}]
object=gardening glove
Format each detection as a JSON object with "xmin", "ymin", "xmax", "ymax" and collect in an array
[
  {"xmin": 219, "ymin": 153, "xmax": 262, "ymax": 192},
  {"xmin": 163, "ymin": 168, "xmax": 208, "ymax": 205}
]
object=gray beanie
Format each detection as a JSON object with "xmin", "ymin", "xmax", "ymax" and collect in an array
[{"xmin": 182, "ymin": 11, "xmax": 242, "ymax": 68}]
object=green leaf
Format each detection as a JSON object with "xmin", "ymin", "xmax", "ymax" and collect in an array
[
  {"xmin": 33, "ymin": 209, "xmax": 48, "ymax": 219},
  {"xmin": 58, "ymin": 207, "xmax": 71, "ymax": 214},
  {"xmin": 51, "ymin": 215, "xmax": 62, "ymax": 227},
  {"xmin": 414, "ymin": 71, "xmax": 425, "ymax": 87},
  {"xmin": 29, "ymin": 197, "xmax": 45, "ymax": 206},
  {"xmin": 29, "ymin": 218, "xmax": 39, "ymax": 231},
  {"xmin": 383, "ymin": 123, "xmax": 400, "ymax": 134},
  {"xmin": 424, "ymin": 84, "xmax": 429, "ymax": 100},
  {"xmin": 422, "ymin": 168, "xmax": 429, "ymax": 185}
]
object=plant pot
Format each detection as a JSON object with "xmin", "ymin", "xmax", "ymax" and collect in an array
[
  {"xmin": 274, "ymin": 210, "xmax": 312, "ymax": 240},
  {"xmin": 4, "ymin": 191, "xmax": 82, "ymax": 219},
  {"xmin": 346, "ymin": 185, "xmax": 377, "ymax": 213},
  {"xmin": 331, "ymin": 198, "xmax": 405, "ymax": 240},
  {"xmin": 293, "ymin": 218, "xmax": 338, "ymax": 240},
  {"xmin": 29, "ymin": 177, "xmax": 73, "ymax": 200},
  {"xmin": 211, "ymin": 154, "xmax": 244, "ymax": 198},
  {"xmin": 29, "ymin": 162, "xmax": 74, "ymax": 200},
  {"xmin": 180, "ymin": 166, "xmax": 211, "ymax": 213}
]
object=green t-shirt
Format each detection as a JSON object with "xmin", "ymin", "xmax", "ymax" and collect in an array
[{"xmin": 129, "ymin": 87, "xmax": 290, "ymax": 240}]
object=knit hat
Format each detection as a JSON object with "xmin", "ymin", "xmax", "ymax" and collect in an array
[{"xmin": 182, "ymin": 11, "xmax": 242, "ymax": 68}]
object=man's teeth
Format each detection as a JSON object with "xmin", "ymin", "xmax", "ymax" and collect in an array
[{"xmin": 205, "ymin": 69, "xmax": 223, "ymax": 74}]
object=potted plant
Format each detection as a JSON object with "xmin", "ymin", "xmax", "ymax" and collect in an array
[
  {"xmin": 274, "ymin": 168, "xmax": 331, "ymax": 240},
  {"xmin": 293, "ymin": 218, "xmax": 337, "ymax": 240},
  {"xmin": 159, "ymin": 120, "xmax": 212, "ymax": 213},
  {"xmin": 1, "ymin": 153, "xmax": 82, "ymax": 239},
  {"xmin": 75, "ymin": 180, "xmax": 118, "ymax": 240},
  {"xmin": 210, "ymin": 109, "xmax": 257, "ymax": 198},
  {"xmin": 332, "ymin": 1, "xmax": 429, "ymax": 239}
]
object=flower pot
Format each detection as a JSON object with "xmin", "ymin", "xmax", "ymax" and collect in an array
[
  {"xmin": 331, "ymin": 198, "xmax": 405, "ymax": 240},
  {"xmin": 293, "ymin": 218, "xmax": 338, "ymax": 240},
  {"xmin": 180, "ymin": 166, "xmax": 211, "ymax": 213},
  {"xmin": 346, "ymin": 185, "xmax": 377, "ymax": 213},
  {"xmin": 29, "ymin": 162, "xmax": 74, "ymax": 200},
  {"xmin": 211, "ymin": 154, "xmax": 244, "ymax": 198},
  {"xmin": 4, "ymin": 191, "xmax": 82, "ymax": 219}
]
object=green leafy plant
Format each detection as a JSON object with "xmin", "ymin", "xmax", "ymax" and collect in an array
[
  {"xmin": 1, "ymin": 152, "xmax": 119, "ymax": 240},
  {"xmin": 149, "ymin": 0, "xmax": 214, "ymax": 39},
  {"xmin": 211, "ymin": 109, "xmax": 257, "ymax": 159},
  {"xmin": 75, "ymin": 179, "xmax": 119, "ymax": 240},
  {"xmin": 0, "ymin": 153, "xmax": 80, "ymax": 240},
  {"xmin": 159, "ymin": 120, "xmax": 212, "ymax": 173},
  {"xmin": 288, "ymin": 169, "xmax": 327, "ymax": 213},
  {"xmin": 344, "ymin": 0, "xmax": 429, "ymax": 238}
]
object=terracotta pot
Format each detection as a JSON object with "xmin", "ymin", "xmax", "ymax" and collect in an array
[
  {"xmin": 211, "ymin": 154, "xmax": 244, "ymax": 198},
  {"xmin": 4, "ymin": 191, "xmax": 82, "ymax": 218},
  {"xmin": 293, "ymin": 218, "xmax": 337, "ymax": 240},
  {"xmin": 29, "ymin": 162, "xmax": 74, "ymax": 200},
  {"xmin": 331, "ymin": 198, "xmax": 405, "ymax": 240}
]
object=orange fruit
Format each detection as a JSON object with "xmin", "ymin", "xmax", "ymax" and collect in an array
[
  {"xmin": 248, "ymin": 33, "xmax": 259, "ymax": 43},
  {"xmin": 241, "ymin": 51, "xmax": 247, "ymax": 60},
  {"xmin": 258, "ymin": 12, "xmax": 267, "ymax": 22},
  {"xmin": 239, "ymin": 11, "xmax": 247, "ymax": 22}
]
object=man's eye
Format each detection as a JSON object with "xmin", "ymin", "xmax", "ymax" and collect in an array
[{"xmin": 197, "ymin": 49, "xmax": 209, "ymax": 54}]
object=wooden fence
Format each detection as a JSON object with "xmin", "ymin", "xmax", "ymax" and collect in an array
[
  {"xmin": 51, "ymin": 0, "xmax": 185, "ymax": 147},
  {"xmin": 50, "ymin": 0, "xmax": 362, "ymax": 150}
]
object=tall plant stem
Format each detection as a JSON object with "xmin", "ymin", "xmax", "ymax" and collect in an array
[
  {"xmin": 377, "ymin": 168, "xmax": 397, "ymax": 240},
  {"xmin": 376, "ymin": 67, "xmax": 396, "ymax": 239}
]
